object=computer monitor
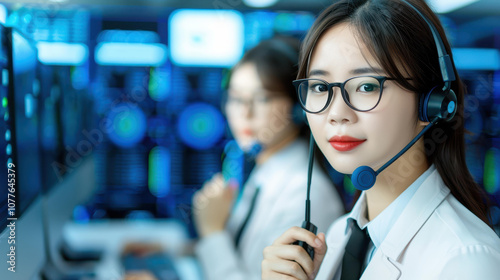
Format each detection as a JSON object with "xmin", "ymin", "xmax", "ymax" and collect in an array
[
  {"xmin": 8, "ymin": 27, "xmax": 41, "ymax": 216},
  {"xmin": 38, "ymin": 64, "xmax": 65, "ymax": 189},
  {"xmin": 37, "ymin": 51, "xmax": 98, "ymax": 280},
  {"xmin": 34, "ymin": 43, "xmax": 98, "ymax": 279},
  {"xmin": 0, "ymin": 25, "xmax": 45, "ymax": 280},
  {"xmin": 0, "ymin": 22, "xmax": 10, "ymax": 234},
  {"xmin": 38, "ymin": 65, "xmax": 89, "ymax": 191}
]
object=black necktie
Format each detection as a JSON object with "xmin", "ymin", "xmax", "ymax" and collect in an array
[
  {"xmin": 340, "ymin": 222, "xmax": 371, "ymax": 280},
  {"xmin": 234, "ymin": 187, "xmax": 260, "ymax": 248}
]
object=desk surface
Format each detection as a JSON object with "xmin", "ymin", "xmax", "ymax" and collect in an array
[{"xmin": 64, "ymin": 219, "xmax": 203, "ymax": 280}]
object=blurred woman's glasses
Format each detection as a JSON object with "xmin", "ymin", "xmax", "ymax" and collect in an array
[{"xmin": 225, "ymin": 90, "xmax": 288, "ymax": 113}]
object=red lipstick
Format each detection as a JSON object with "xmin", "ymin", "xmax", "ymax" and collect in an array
[
  {"xmin": 241, "ymin": 129, "xmax": 253, "ymax": 136},
  {"xmin": 329, "ymin": 135, "xmax": 366, "ymax": 152}
]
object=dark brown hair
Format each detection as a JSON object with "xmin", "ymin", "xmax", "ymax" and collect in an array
[
  {"xmin": 226, "ymin": 36, "xmax": 346, "ymax": 210},
  {"xmin": 298, "ymin": 0, "xmax": 492, "ymax": 226},
  {"xmin": 233, "ymin": 36, "xmax": 300, "ymax": 101},
  {"xmin": 225, "ymin": 36, "xmax": 310, "ymax": 136}
]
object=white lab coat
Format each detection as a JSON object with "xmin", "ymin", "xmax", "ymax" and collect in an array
[
  {"xmin": 195, "ymin": 139, "xmax": 344, "ymax": 280},
  {"xmin": 316, "ymin": 167, "xmax": 500, "ymax": 280}
]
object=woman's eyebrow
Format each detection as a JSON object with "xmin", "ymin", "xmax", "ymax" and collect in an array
[
  {"xmin": 308, "ymin": 67, "xmax": 385, "ymax": 78},
  {"xmin": 350, "ymin": 67, "xmax": 385, "ymax": 75},
  {"xmin": 308, "ymin": 69, "xmax": 329, "ymax": 77}
]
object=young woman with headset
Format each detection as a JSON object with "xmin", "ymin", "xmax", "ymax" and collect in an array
[
  {"xmin": 261, "ymin": 0, "xmax": 500, "ymax": 279},
  {"xmin": 191, "ymin": 36, "xmax": 344, "ymax": 280}
]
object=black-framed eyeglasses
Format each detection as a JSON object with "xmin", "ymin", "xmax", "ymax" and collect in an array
[
  {"xmin": 224, "ymin": 90, "xmax": 289, "ymax": 111},
  {"xmin": 292, "ymin": 75, "xmax": 397, "ymax": 114}
]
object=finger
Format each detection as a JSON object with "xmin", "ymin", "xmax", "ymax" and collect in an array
[
  {"xmin": 265, "ymin": 245, "xmax": 315, "ymax": 277},
  {"xmin": 274, "ymin": 227, "xmax": 324, "ymax": 250},
  {"xmin": 192, "ymin": 191, "xmax": 202, "ymax": 205},
  {"xmin": 227, "ymin": 178, "xmax": 239, "ymax": 190},
  {"xmin": 262, "ymin": 258, "xmax": 306, "ymax": 280},
  {"xmin": 315, "ymin": 232, "xmax": 327, "ymax": 256},
  {"xmin": 202, "ymin": 173, "xmax": 223, "ymax": 190},
  {"xmin": 209, "ymin": 173, "xmax": 224, "ymax": 188},
  {"xmin": 212, "ymin": 172, "xmax": 223, "ymax": 182},
  {"xmin": 204, "ymin": 175, "xmax": 225, "ymax": 196},
  {"xmin": 192, "ymin": 192, "xmax": 207, "ymax": 211},
  {"xmin": 224, "ymin": 181, "xmax": 239, "ymax": 198},
  {"xmin": 313, "ymin": 232, "xmax": 328, "ymax": 274},
  {"xmin": 192, "ymin": 191, "xmax": 200, "ymax": 205},
  {"xmin": 262, "ymin": 271, "xmax": 299, "ymax": 280}
]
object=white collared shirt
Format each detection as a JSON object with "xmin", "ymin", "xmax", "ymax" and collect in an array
[
  {"xmin": 354, "ymin": 165, "xmax": 435, "ymax": 267},
  {"xmin": 195, "ymin": 139, "xmax": 345, "ymax": 280},
  {"xmin": 317, "ymin": 166, "xmax": 500, "ymax": 280}
]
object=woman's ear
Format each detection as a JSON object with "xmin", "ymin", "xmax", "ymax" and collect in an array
[{"xmin": 418, "ymin": 119, "xmax": 430, "ymax": 128}]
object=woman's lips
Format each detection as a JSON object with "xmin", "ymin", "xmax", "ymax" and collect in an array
[
  {"xmin": 329, "ymin": 135, "xmax": 366, "ymax": 152},
  {"xmin": 241, "ymin": 129, "xmax": 253, "ymax": 136}
]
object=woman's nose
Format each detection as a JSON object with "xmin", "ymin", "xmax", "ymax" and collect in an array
[{"xmin": 326, "ymin": 88, "xmax": 357, "ymax": 125}]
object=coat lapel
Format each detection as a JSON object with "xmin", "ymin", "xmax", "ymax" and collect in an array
[
  {"xmin": 378, "ymin": 169, "xmax": 450, "ymax": 261},
  {"xmin": 360, "ymin": 169, "xmax": 450, "ymax": 280},
  {"xmin": 361, "ymin": 247, "xmax": 401, "ymax": 280},
  {"xmin": 319, "ymin": 170, "xmax": 450, "ymax": 280}
]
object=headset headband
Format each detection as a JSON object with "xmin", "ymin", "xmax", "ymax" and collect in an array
[
  {"xmin": 400, "ymin": 0, "xmax": 456, "ymax": 91},
  {"xmin": 306, "ymin": 0, "xmax": 456, "ymax": 91}
]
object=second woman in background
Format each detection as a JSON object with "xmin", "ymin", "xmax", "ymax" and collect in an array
[{"xmin": 192, "ymin": 36, "xmax": 345, "ymax": 280}]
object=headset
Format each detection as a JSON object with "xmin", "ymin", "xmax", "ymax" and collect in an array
[
  {"xmin": 298, "ymin": 0, "xmax": 459, "ymax": 260},
  {"xmin": 350, "ymin": 0, "xmax": 458, "ymax": 191}
]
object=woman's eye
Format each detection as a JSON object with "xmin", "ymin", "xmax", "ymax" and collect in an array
[
  {"xmin": 310, "ymin": 83, "xmax": 328, "ymax": 93},
  {"xmin": 229, "ymin": 97, "xmax": 243, "ymax": 104},
  {"xmin": 255, "ymin": 96, "xmax": 270, "ymax": 103},
  {"xmin": 358, "ymin": 83, "xmax": 379, "ymax": 92}
]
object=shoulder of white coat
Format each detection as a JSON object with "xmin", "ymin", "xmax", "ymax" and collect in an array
[
  {"xmin": 412, "ymin": 193, "xmax": 500, "ymax": 278},
  {"xmin": 439, "ymin": 243, "xmax": 500, "ymax": 279},
  {"xmin": 432, "ymin": 194, "xmax": 500, "ymax": 250}
]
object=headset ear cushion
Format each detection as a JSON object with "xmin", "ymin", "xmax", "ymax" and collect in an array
[
  {"xmin": 427, "ymin": 88, "xmax": 458, "ymax": 122},
  {"xmin": 418, "ymin": 92, "xmax": 426, "ymax": 122},
  {"xmin": 420, "ymin": 87, "xmax": 458, "ymax": 122},
  {"xmin": 418, "ymin": 87, "xmax": 436, "ymax": 122}
]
